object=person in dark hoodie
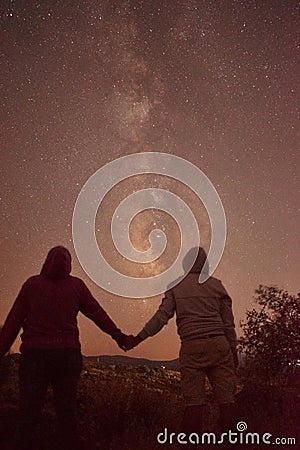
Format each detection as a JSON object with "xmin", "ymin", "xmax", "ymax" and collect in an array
[
  {"xmin": 126, "ymin": 247, "xmax": 238, "ymax": 443},
  {"xmin": 0, "ymin": 246, "xmax": 131, "ymax": 450}
]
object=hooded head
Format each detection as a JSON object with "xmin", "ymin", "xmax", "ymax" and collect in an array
[
  {"xmin": 182, "ymin": 247, "xmax": 209, "ymax": 275},
  {"xmin": 40, "ymin": 246, "xmax": 72, "ymax": 279}
]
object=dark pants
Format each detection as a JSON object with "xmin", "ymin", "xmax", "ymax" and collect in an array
[{"xmin": 18, "ymin": 348, "xmax": 82, "ymax": 450}]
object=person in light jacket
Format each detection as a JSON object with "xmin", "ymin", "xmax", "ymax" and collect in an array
[{"xmin": 127, "ymin": 247, "xmax": 238, "ymax": 436}]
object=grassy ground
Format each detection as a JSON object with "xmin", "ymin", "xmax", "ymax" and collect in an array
[{"xmin": 0, "ymin": 357, "xmax": 299, "ymax": 449}]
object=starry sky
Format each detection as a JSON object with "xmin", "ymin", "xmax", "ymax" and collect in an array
[{"xmin": 1, "ymin": 0, "xmax": 299, "ymax": 360}]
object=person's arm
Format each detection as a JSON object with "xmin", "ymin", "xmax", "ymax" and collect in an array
[
  {"xmin": 0, "ymin": 280, "xmax": 29, "ymax": 358},
  {"xmin": 219, "ymin": 288, "xmax": 238, "ymax": 367},
  {"xmin": 78, "ymin": 280, "xmax": 126, "ymax": 345},
  {"xmin": 220, "ymin": 286, "xmax": 237, "ymax": 352},
  {"xmin": 137, "ymin": 290, "xmax": 176, "ymax": 342},
  {"xmin": 220, "ymin": 294, "xmax": 238, "ymax": 347}
]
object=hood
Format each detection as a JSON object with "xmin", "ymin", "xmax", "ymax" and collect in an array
[
  {"xmin": 40, "ymin": 246, "xmax": 72, "ymax": 279},
  {"xmin": 183, "ymin": 247, "xmax": 209, "ymax": 274}
]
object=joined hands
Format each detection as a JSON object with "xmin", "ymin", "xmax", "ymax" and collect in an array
[{"xmin": 115, "ymin": 334, "xmax": 142, "ymax": 352}]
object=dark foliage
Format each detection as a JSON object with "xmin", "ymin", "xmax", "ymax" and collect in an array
[{"xmin": 239, "ymin": 285, "xmax": 300, "ymax": 384}]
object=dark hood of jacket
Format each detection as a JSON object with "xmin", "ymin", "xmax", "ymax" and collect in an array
[
  {"xmin": 183, "ymin": 247, "xmax": 209, "ymax": 274},
  {"xmin": 40, "ymin": 246, "xmax": 72, "ymax": 279}
]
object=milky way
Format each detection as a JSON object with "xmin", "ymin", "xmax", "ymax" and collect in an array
[{"xmin": 1, "ymin": 1, "xmax": 299, "ymax": 359}]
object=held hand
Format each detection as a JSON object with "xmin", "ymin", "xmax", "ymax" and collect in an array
[
  {"xmin": 114, "ymin": 333, "xmax": 130, "ymax": 352},
  {"xmin": 123, "ymin": 334, "xmax": 142, "ymax": 351},
  {"xmin": 114, "ymin": 333, "xmax": 143, "ymax": 351}
]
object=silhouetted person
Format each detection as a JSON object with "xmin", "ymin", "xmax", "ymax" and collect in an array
[
  {"xmin": 127, "ymin": 247, "xmax": 238, "ymax": 442},
  {"xmin": 0, "ymin": 246, "xmax": 130, "ymax": 450}
]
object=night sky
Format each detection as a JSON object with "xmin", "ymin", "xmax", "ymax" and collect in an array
[{"xmin": 1, "ymin": 0, "xmax": 299, "ymax": 360}]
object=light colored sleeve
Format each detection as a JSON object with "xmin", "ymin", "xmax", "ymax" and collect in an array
[
  {"xmin": 219, "ymin": 283, "xmax": 238, "ymax": 348},
  {"xmin": 138, "ymin": 290, "xmax": 176, "ymax": 340}
]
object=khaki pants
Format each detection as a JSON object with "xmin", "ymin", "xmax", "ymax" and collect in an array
[{"xmin": 179, "ymin": 336, "xmax": 236, "ymax": 406}]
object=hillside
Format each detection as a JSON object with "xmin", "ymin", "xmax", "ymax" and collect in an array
[
  {"xmin": 84, "ymin": 354, "xmax": 180, "ymax": 370},
  {"xmin": 0, "ymin": 357, "xmax": 299, "ymax": 449}
]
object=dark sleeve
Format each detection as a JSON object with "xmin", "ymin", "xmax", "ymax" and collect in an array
[
  {"xmin": 0, "ymin": 280, "xmax": 30, "ymax": 358},
  {"xmin": 78, "ymin": 280, "xmax": 123, "ymax": 340}
]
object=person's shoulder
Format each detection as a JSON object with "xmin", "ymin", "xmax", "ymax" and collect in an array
[
  {"xmin": 68, "ymin": 275, "xmax": 80, "ymax": 281},
  {"xmin": 68, "ymin": 276, "xmax": 90, "ymax": 292},
  {"xmin": 206, "ymin": 276, "xmax": 229, "ymax": 295},
  {"xmin": 165, "ymin": 274, "xmax": 192, "ymax": 299},
  {"xmin": 207, "ymin": 275, "xmax": 222, "ymax": 284},
  {"xmin": 24, "ymin": 275, "xmax": 42, "ymax": 285},
  {"xmin": 67, "ymin": 275, "xmax": 85, "ymax": 286},
  {"xmin": 166, "ymin": 276, "xmax": 182, "ymax": 291},
  {"xmin": 26, "ymin": 275, "xmax": 40, "ymax": 281},
  {"xmin": 18, "ymin": 275, "xmax": 45, "ymax": 292},
  {"xmin": 166, "ymin": 273, "xmax": 190, "ymax": 295},
  {"xmin": 205, "ymin": 275, "xmax": 224, "ymax": 286}
]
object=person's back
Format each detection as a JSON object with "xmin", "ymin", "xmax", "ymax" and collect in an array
[
  {"xmin": 171, "ymin": 273, "xmax": 236, "ymax": 346},
  {"xmin": 17, "ymin": 274, "xmax": 82, "ymax": 349}
]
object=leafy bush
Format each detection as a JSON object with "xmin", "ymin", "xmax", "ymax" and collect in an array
[{"xmin": 239, "ymin": 285, "xmax": 300, "ymax": 384}]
